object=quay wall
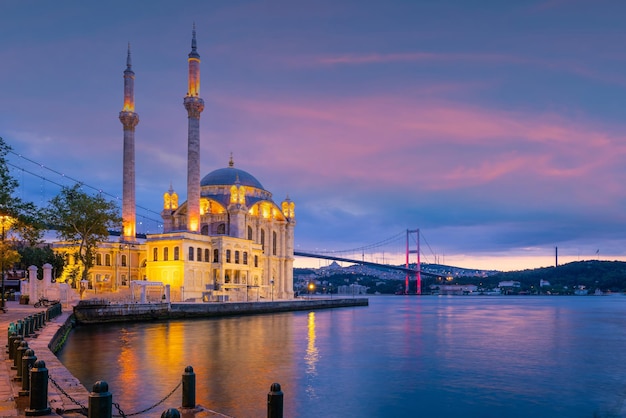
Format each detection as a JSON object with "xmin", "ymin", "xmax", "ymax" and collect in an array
[{"xmin": 74, "ymin": 298, "xmax": 369, "ymax": 324}]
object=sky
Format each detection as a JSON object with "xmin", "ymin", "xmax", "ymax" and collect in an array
[{"xmin": 1, "ymin": 0, "xmax": 626, "ymax": 272}]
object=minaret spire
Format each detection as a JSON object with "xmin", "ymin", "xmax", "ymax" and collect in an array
[
  {"xmin": 184, "ymin": 25, "xmax": 204, "ymax": 232},
  {"xmin": 119, "ymin": 43, "xmax": 139, "ymax": 242}
]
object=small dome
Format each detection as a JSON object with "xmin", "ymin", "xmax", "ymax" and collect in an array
[{"xmin": 200, "ymin": 167, "xmax": 265, "ymax": 190}]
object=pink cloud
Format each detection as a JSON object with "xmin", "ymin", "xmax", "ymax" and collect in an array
[{"xmin": 211, "ymin": 93, "xmax": 626, "ymax": 196}]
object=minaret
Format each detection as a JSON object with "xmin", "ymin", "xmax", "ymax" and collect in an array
[
  {"xmin": 184, "ymin": 24, "xmax": 204, "ymax": 232},
  {"xmin": 119, "ymin": 44, "xmax": 139, "ymax": 242}
]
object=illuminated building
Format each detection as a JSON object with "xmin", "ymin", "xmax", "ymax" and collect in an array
[{"xmin": 55, "ymin": 27, "xmax": 295, "ymax": 301}]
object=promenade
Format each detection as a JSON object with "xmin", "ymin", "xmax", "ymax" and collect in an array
[{"xmin": 1, "ymin": 300, "xmax": 88, "ymax": 417}]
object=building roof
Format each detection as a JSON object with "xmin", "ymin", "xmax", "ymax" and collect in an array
[{"xmin": 200, "ymin": 166, "xmax": 265, "ymax": 190}]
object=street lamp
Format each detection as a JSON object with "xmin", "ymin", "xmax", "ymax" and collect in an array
[
  {"xmin": 0, "ymin": 214, "xmax": 15, "ymax": 312},
  {"xmin": 308, "ymin": 282, "xmax": 315, "ymax": 300}
]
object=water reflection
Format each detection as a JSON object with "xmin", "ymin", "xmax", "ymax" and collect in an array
[{"xmin": 304, "ymin": 312, "xmax": 319, "ymax": 398}]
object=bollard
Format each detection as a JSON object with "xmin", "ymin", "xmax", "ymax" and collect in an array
[
  {"xmin": 8, "ymin": 332, "xmax": 17, "ymax": 359},
  {"xmin": 16, "ymin": 319, "xmax": 24, "ymax": 338},
  {"xmin": 6, "ymin": 323, "xmax": 15, "ymax": 351},
  {"xmin": 267, "ymin": 383, "xmax": 283, "ymax": 418},
  {"xmin": 34, "ymin": 313, "xmax": 41, "ymax": 330},
  {"xmin": 88, "ymin": 380, "xmax": 112, "ymax": 418},
  {"xmin": 15, "ymin": 340, "xmax": 29, "ymax": 381},
  {"xmin": 161, "ymin": 408, "xmax": 181, "ymax": 418},
  {"xmin": 25, "ymin": 359, "xmax": 52, "ymax": 416},
  {"xmin": 182, "ymin": 365, "xmax": 196, "ymax": 408},
  {"xmin": 23, "ymin": 317, "xmax": 31, "ymax": 337},
  {"xmin": 20, "ymin": 348, "xmax": 37, "ymax": 396},
  {"xmin": 41, "ymin": 310, "xmax": 46, "ymax": 326},
  {"xmin": 28, "ymin": 315, "xmax": 35, "ymax": 335},
  {"xmin": 11, "ymin": 336, "xmax": 23, "ymax": 370}
]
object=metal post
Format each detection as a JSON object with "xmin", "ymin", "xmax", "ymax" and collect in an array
[
  {"xmin": 15, "ymin": 340, "xmax": 28, "ymax": 381},
  {"xmin": 25, "ymin": 360, "xmax": 52, "ymax": 416},
  {"xmin": 11, "ymin": 336, "xmax": 23, "ymax": 370},
  {"xmin": 267, "ymin": 383, "xmax": 283, "ymax": 418},
  {"xmin": 20, "ymin": 348, "xmax": 37, "ymax": 396},
  {"xmin": 88, "ymin": 380, "xmax": 112, "ymax": 418},
  {"xmin": 7, "ymin": 332, "xmax": 17, "ymax": 359},
  {"xmin": 161, "ymin": 409, "xmax": 181, "ymax": 418},
  {"xmin": 182, "ymin": 366, "xmax": 196, "ymax": 408}
]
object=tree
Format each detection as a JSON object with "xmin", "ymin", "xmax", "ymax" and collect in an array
[{"xmin": 45, "ymin": 184, "xmax": 122, "ymax": 283}]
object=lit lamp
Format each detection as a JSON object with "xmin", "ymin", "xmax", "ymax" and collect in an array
[
  {"xmin": 0, "ymin": 214, "xmax": 14, "ymax": 312},
  {"xmin": 308, "ymin": 282, "xmax": 315, "ymax": 299}
]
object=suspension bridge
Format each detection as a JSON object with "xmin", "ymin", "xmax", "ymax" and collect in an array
[{"xmin": 7, "ymin": 150, "xmax": 435, "ymax": 294}]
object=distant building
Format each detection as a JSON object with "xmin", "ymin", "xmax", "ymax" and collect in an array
[
  {"xmin": 338, "ymin": 283, "xmax": 368, "ymax": 295},
  {"xmin": 540, "ymin": 279, "xmax": 551, "ymax": 287},
  {"xmin": 430, "ymin": 284, "xmax": 478, "ymax": 295},
  {"xmin": 498, "ymin": 280, "xmax": 521, "ymax": 288}
]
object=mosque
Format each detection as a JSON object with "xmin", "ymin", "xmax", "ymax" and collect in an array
[{"xmin": 57, "ymin": 28, "xmax": 295, "ymax": 302}]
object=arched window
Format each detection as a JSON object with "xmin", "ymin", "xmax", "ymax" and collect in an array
[
  {"xmin": 261, "ymin": 229, "xmax": 265, "ymax": 250},
  {"xmin": 204, "ymin": 249, "xmax": 209, "ymax": 262},
  {"xmin": 235, "ymin": 251, "xmax": 240, "ymax": 264},
  {"xmin": 272, "ymin": 231, "xmax": 277, "ymax": 255},
  {"xmin": 121, "ymin": 254, "xmax": 127, "ymax": 267},
  {"xmin": 226, "ymin": 250, "xmax": 231, "ymax": 263},
  {"xmin": 243, "ymin": 252, "xmax": 248, "ymax": 265},
  {"xmin": 153, "ymin": 248, "xmax": 158, "ymax": 261},
  {"xmin": 254, "ymin": 255, "xmax": 258, "ymax": 267},
  {"xmin": 105, "ymin": 254, "xmax": 111, "ymax": 266},
  {"xmin": 201, "ymin": 224, "xmax": 209, "ymax": 235},
  {"xmin": 217, "ymin": 223, "xmax": 226, "ymax": 234},
  {"xmin": 174, "ymin": 247, "xmax": 180, "ymax": 260},
  {"xmin": 96, "ymin": 254, "xmax": 102, "ymax": 266},
  {"xmin": 213, "ymin": 249, "xmax": 219, "ymax": 263},
  {"xmin": 189, "ymin": 247, "xmax": 194, "ymax": 261},
  {"xmin": 164, "ymin": 247, "xmax": 169, "ymax": 261},
  {"xmin": 248, "ymin": 226, "xmax": 253, "ymax": 240},
  {"xmin": 197, "ymin": 248, "xmax": 202, "ymax": 262}
]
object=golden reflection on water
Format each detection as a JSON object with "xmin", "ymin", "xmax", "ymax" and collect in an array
[{"xmin": 304, "ymin": 312, "xmax": 319, "ymax": 398}]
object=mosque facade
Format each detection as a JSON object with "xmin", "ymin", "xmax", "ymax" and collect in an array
[{"xmin": 57, "ymin": 28, "xmax": 295, "ymax": 302}]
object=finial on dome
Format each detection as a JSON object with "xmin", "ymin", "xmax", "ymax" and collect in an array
[
  {"xmin": 189, "ymin": 23, "xmax": 199, "ymax": 58},
  {"xmin": 126, "ymin": 42, "xmax": 132, "ymax": 69},
  {"xmin": 229, "ymin": 153, "xmax": 234, "ymax": 167},
  {"xmin": 168, "ymin": 181, "xmax": 174, "ymax": 194}
]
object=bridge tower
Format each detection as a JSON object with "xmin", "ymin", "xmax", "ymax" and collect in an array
[{"xmin": 405, "ymin": 229, "xmax": 421, "ymax": 294}]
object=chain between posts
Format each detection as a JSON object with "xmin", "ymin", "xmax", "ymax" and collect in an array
[
  {"xmin": 48, "ymin": 373, "xmax": 182, "ymax": 417},
  {"xmin": 48, "ymin": 374, "xmax": 88, "ymax": 416},
  {"xmin": 113, "ymin": 379, "xmax": 182, "ymax": 417}
]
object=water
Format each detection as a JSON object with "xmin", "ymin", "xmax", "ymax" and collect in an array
[{"xmin": 57, "ymin": 296, "xmax": 626, "ymax": 417}]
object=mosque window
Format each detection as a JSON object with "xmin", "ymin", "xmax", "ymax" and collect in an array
[
  {"xmin": 217, "ymin": 223, "xmax": 226, "ymax": 234},
  {"xmin": 174, "ymin": 247, "xmax": 180, "ymax": 261},
  {"xmin": 189, "ymin": 247, "xmax": 194, "ymax": 261},
  {"xmin": 164, "ymin": 247, "xmax": 169, "ymax": 261},
  {"xmin": 153, "ymin": 248, "xmax": 158, "ymax": 261},
  {"xmin": 248, "ymin": 226, "xmax": 253, "ymax": 240},
  {"xmin": 96, "ymin": 254, "xmax": 102, "ymax": 266},
  {"xmin": 254, "ymin": 255, "xmax": 258, "ymax": 267},
  {"xmin": 201, "ymin": 224, "xmax": 209, "ymax": 235},
  {"xmin": 197, "ymin": 248, "xmax": 202, "ymax": 262},
  {"xmin": 204, "ymin": 249, "xmax": 210, "ymax": 262},
  {"xmin": 272, "ymin": 232, "xmax": 277, "ymax": 255},
  {"xmin": 105, "ymin": 254, "xmax": 111, "ymax": 266},
  {"xmin": 243, "ymin": 252, "xmax": 248, "ymax": 265},
  {"xmin": 121, "ymin": 254, "xmax": 127, "ymax": 267},
  {"xmin": 235, "ymin": 251, "xmax": 240, "ymax": 264},
  {"xmin": 213, "ymin": 249, "xmax": 219, "ymax": 263},
  {"xmin": 261, "ymin": 230, "xmax": 265, "ymax": 250},
  {"xmin": 226, "ymin": 250, "xmax": 231, "ymax": 263}
]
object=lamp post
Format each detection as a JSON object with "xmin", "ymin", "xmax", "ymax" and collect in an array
[
  {"xmin": 308, "ymin": 282, "xmax": 315, "ymax": 300},
  {"xmin": 270, "ymin": 279, "xmax": 274, "ymax": 302},
  {"xmin": 0, "ymin": 215, "xmax": 14, "ymax": 312}
]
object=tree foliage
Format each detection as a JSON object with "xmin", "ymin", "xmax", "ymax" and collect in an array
[{"xmin": 45, "ymin": 184, "xmax": 122, "ymax": 281}]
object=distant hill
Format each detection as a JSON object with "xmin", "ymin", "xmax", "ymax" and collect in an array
[{"xmin": 487, "ymin": 260, "xmax": 626, "ymax": 292}]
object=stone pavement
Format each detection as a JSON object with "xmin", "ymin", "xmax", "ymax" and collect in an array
[{"xmin": 0, "ymin": 300, "xmax": 87, "ymax": 417}]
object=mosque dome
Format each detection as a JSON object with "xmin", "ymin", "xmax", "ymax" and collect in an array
[{"xmin": 200, "ymin": 166, "xmax": 265, "ymax": 190}]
